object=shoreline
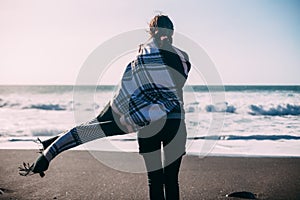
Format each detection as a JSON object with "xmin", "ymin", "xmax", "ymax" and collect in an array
[
  {"xmin": 1, "ymin": 150, "xmax": 300, "ymax": 200},
  {"xmin": 1, "ymin": 138, "xmax": 300, "ymax": 158}
]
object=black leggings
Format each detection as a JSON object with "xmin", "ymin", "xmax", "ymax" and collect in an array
[
  {"xmin": 142, "ymin": 154, "xmax": 183, "ymax": 200},
  {"xmin": 138, "ymin": 118, "xmax": 186, "ymax": 200}
]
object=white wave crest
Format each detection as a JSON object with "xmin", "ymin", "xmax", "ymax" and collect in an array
[{"xmin": 249, "ymin": 104, "xmax": 300, "ymax": 116}]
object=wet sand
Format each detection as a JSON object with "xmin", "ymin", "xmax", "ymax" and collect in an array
[{"xmin": 0, "ymin": 150, "xmax": 299, "ymax": 200}]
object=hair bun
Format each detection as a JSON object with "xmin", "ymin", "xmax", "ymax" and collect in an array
[{"xmin": 149, "ymin": 15, "xmax": 174, "ymax": 47}]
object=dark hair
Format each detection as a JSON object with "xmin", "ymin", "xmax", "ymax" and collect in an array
[{"xmin": 149, "ymin": 15, "xmax": 174, "ymax": 48}]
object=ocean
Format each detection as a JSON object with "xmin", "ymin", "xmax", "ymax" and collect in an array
[{"xmin": 0, "ymin": 85, "xmax": 299, "ymax": 157}]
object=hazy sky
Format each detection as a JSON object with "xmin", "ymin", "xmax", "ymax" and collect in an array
[{"xmin": 0, "ymin": 0, "xmax": 299, "ymax": 85}]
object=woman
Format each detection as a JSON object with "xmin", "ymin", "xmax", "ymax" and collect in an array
[
  {"xmin": 20, "ymin": 15, "xmax": 191, "ymax": 200},
  {"xmin": 136, "ymin": 15, "xmax": 190, "ymax": 200}
]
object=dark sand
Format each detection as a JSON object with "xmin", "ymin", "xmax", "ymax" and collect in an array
[{"xmin": 0, "ymin": 150, "xmax": 299, "ymax": 200}]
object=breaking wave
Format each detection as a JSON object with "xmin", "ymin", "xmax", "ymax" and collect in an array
[
  {"xmin": 24, "ymin": 104, "xmax": 67, "ymax": 111},
  {"xmin": 0, "ymin": 98, "xmax": 102, "ymax": 111},
  {"xmin": 189, "ymin": 134, "xmax": 300, "ymax": 141},
  {"xmin": 205, "ymin": 102, "xmax": 236, "ymax": 113},
  {"xmin": 249, "ymin": 104, "xmax": 300, "ymax": 116}
]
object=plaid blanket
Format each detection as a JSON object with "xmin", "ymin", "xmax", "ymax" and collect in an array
[{"xmin": 111, "ymin": 40, "xmax": 185, "ymax": 132}]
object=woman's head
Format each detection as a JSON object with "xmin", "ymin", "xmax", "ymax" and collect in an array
[{"xmin": 149, "ymin": 15, "xmax": 174, "ymax": 47}]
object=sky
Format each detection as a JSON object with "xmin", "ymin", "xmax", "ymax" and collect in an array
[{"xmin": 0, "ymin": 0, "xmax": 299, "ymax": 85}]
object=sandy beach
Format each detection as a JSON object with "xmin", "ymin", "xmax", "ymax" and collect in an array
[{"xmin": 0, "ymin": 150, "xmax": 299, "ymax": 200}]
